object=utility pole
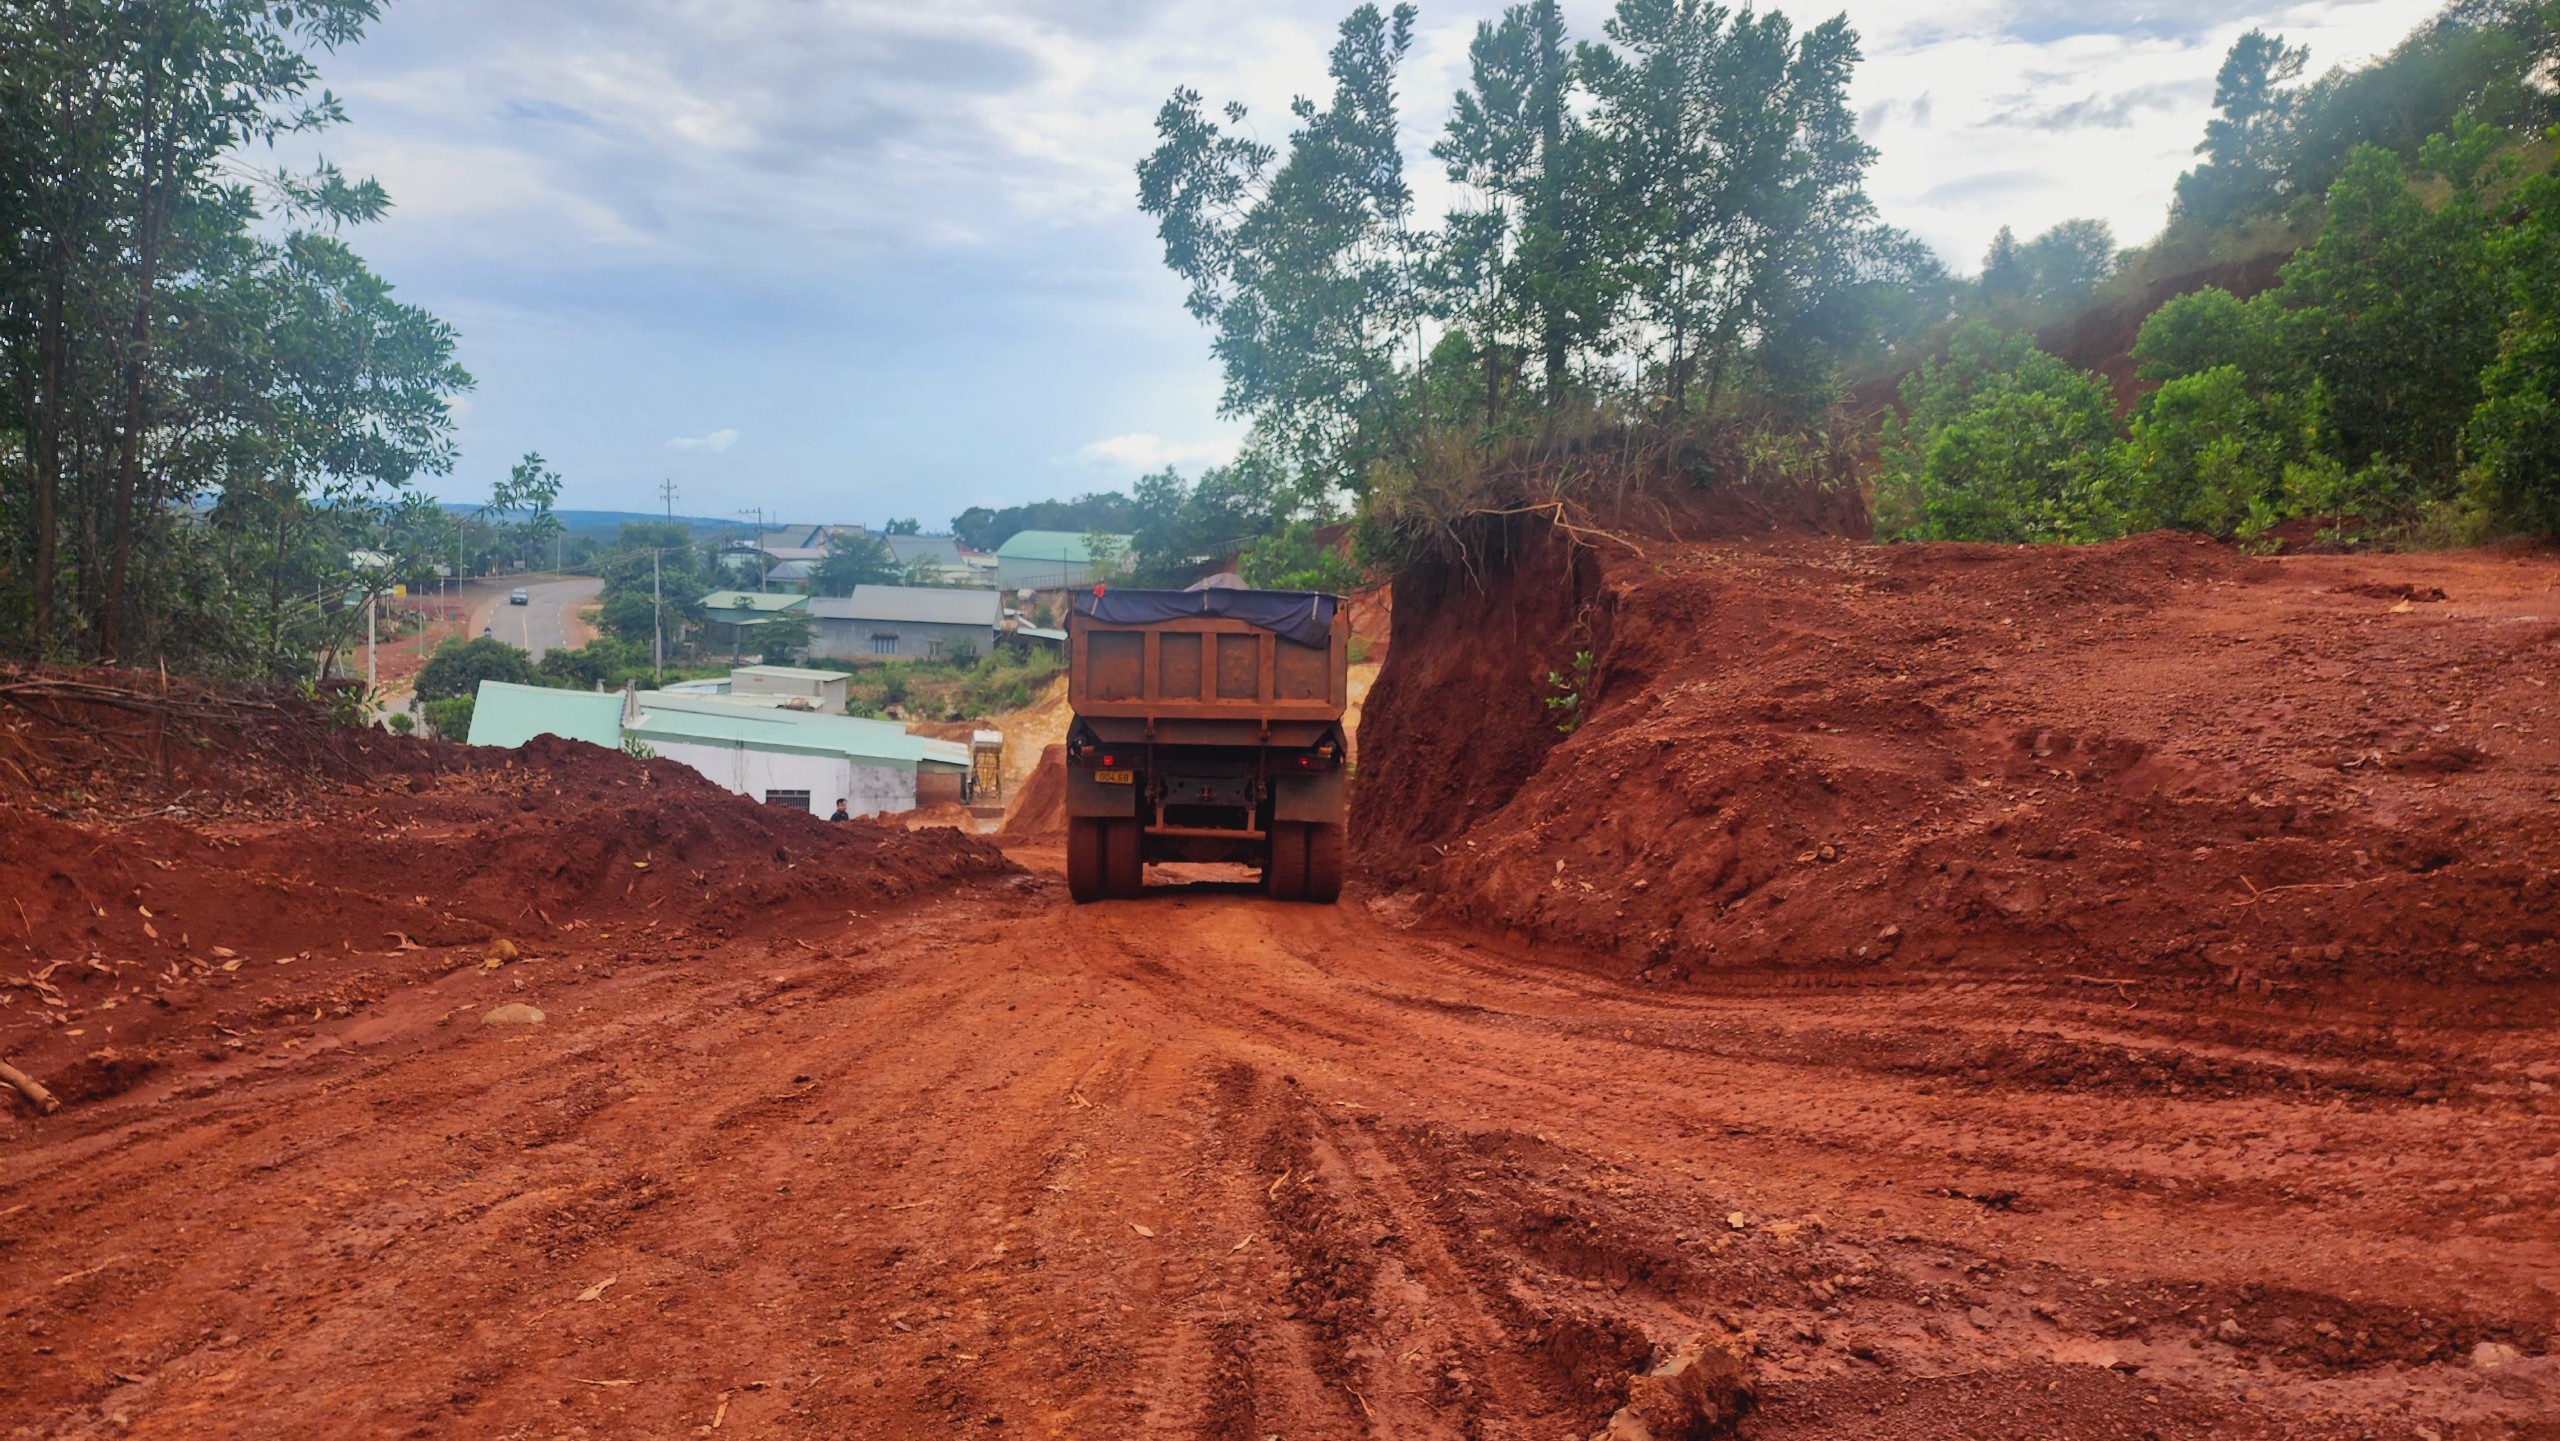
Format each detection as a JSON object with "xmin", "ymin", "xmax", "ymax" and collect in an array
[
  {"xmin": 654, "ymin": 479, "xmax": 676, "ymax": 683},
  {"xmin": 739, "ymin": 506, "xmax": 766, "ymax": 592}
]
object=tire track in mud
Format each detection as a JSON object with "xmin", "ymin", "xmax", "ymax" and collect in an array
[{"xmin": 6, "ymin": 883, "xmax": 2556, "ymax": 1438}]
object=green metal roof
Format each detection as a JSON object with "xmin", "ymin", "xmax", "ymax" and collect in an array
[
  {"xmin": 732, "ymin": 664, "xmax": 842, "ymax": 682},
  {"xmin": 467, "ymin": 681, "xmax": 625, "ymax": 750},
  {"xmin": 629, "ymin": 700, "xmax": 928, "ymax": 769},
  {"xmin": 993, "ymin": 530, "xmax": 1130, "ymax": 562}
]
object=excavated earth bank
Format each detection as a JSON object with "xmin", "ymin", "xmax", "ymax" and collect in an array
[{"xmin": 1358, "ymin": 529, "xmax": 2560, "ymax": 1003}]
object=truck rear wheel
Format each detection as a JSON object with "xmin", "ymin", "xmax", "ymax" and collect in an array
[
  {"xmin": 1066, "ymin": 818, "xmax": 1105, "ymax": 903},
  {"xmin": 1104, "ymin": 818, "xmax": 1144, "ymax": 899},
  {"xmin": 1265, "ymin": 821, "xmax": 1308, "ymax": 901},
  {"xmin": 1303, "ymin": 822, "xmax": 1344, "ymax": 904}
]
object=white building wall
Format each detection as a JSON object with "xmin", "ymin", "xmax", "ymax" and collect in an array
[{"xmin": 644, "ymin": 739, "xmax": 915, "ymax": 818}]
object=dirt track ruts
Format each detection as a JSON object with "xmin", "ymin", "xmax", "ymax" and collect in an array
[{"xmin": 6, "ymin": 856, "xmax": 2554, "ymax": 1439}]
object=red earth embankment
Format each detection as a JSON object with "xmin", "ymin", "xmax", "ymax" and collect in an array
[
  {"xmin": 0, "ymin": 673, "xmax": 1013, "ymax": 1105},
  {"xmin": 1355, "ymin": 530, "xmax": 2560, "ymax": 1002}
]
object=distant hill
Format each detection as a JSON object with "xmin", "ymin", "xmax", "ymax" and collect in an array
[{"xmin": 438, "ymin": 504, "xmax": 739, "ymax": 537}]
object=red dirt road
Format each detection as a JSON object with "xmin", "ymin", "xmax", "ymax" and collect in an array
[
  {"xmin": 5, "ymin": 857, "xmax": 2555, "ymax": 1438},
  {"xmin": 5, "ymin": 532, "xmax": 2559, "ymax": 1438}
]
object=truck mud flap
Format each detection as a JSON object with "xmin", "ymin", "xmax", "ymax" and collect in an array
[
  {"xmin": 1066, "ymin": 767, "xmax": 1140, "ymax": 818},
  {"xmin": 1272, "ymin": 769, "xmax": 1345, "ymax": 824}
]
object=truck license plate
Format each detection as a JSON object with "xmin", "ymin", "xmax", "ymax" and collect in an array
[{"xmin": 1094, "ymin": 769, "xmax": 1134, "ymax": 785}]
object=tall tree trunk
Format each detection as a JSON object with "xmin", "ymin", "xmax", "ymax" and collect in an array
[
  {"xmin": 1531, "ymin": 0, "xmax": 1568, "ymax": 396},
  {"xmin": 103, "ymin": 62, "xmax": 169, "ymax": 661},
  {"xmin": 29, "ymin": 269, "xmax": 65, "ymax": 659}
]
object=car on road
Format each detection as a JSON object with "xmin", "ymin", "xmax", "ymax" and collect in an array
[{"xmin": 508, "ymin": 588, "xmax": 529, "ymax": 606}]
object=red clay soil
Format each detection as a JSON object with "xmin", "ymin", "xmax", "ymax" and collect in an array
[
  {"xmin": 999, "ymin": 741, "xmax": 1067, "ymax": 844},
  {"xmin": 1356, "ymin": 531, "xmax": 2560, "ymax": 999},
  {"xmin": 4, "ymin": 533, "xmax": 2559, "ymax": 1441}
]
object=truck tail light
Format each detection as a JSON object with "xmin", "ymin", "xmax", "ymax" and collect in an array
[{"xmin": 1099, "ymin": 753, "xmax": 1116, "ymax": 768}]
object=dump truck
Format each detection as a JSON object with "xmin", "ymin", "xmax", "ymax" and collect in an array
[{"xmin": 1062, "ymin": 585, "xmax": 1350, "ymax": 903}]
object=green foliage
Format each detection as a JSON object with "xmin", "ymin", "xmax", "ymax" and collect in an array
[
  {"xmin": 2104, "ymin": 366, "xmax": 2332, "ymax": 539},
  {"xmin": 414, "ymin": 637, "xmax": 538, "ymax": 704},
  {"xmin": 755, "ymin": 607, "xmax": 815, "ymax": 664},
  {"xmin": 1978, "ymin": 220, "xmax": 2120, "ymax": 316},
  {"xmin": 384, "ymin": 710, "xmax": 415, "ymax": 735},
  {"xmin": 951, "ymin": 494, "xmax": 1141, "ymax": 553},
  {"xmin": 2465, "ymin": 158, "xmax": 2560, "ymax": 535},
  {"xmin": 0, "ymin": 2, "xmax": 472, "ymax": 672},
  {"xmin": 421, "ymin": 696, "xmax": 475, "ymax": 743},
  {"xmin": 883, "ymin": 518, "xmax": 921, "ymax": 535},
  {"xmin": 2169, "ymin": 5, "xmax": 2559, "ymax": 236},
  {"xmin": 1545, "ymin": 649, "xmax": 1592, "ymax": 734},
  {"xmin": 480, "ymin": 453, "xmax": 567, "ymax": 572},
  {"xmin": 808, "ymin": 533, "xmax": 898, "ymax": 596},
  {"xmin": 1873, "ymin": 325, "xmax": 2118, "ymax": 543},
  {"xmin": 2273, "ymin": 127, "xmax": 2509, "ymax": 488},
  {"xmin": 537, "ymin": 636, "xmax": 656, "ymax": 690},
  {"xmin": 1239, "ymin": 521, "xmax": 1362, "ymax": 592}
]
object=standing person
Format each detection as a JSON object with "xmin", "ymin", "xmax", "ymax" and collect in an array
[{"xmin": 829, "ymin": 799, "xmax": 850, "ymax": 823}]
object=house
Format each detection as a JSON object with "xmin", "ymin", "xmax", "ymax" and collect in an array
[
  {"xmin": 880, "ymin": 533, "xmax": 981, "ymax": 586},
  {"xmin": 994, "ymin": 530, "xmax": 1132, "ymax": 591},
  {"xmin": 806, "ymin": 585, "xmax": 1001, "ymax": 662},
  {"xmin": 730, "ymin": 664, "xmax": 848, "ymax": 712},
  {"xmin": 697, "ymin": 590, "xmax": 811, "ymax": 652},
  {"xmin": 463, "ymin": 678, "xmax": 971, "ymax": 818},
  {"xmin": 467, "ymin": 682, "xmax": 626, "ymax": 749}
]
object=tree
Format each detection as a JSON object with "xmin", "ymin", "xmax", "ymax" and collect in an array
[
  {"xmin": 2174, "ymin": 30, "xmax": 2311, "ymax": 228},
  {"xmin": 2465, "ymin": 161, "xmax": 2560, "ymax": 536},
  {"xmin": 1977, "ymin": 219, "xmax": 2117, "ymax": 315},
  {"xmin": 1579, "ymin": 0, "xmax": 1887, "ymax": 414},
  {"xmin": 0, "ymin": 1, "xmax": 466, "ymax": 673},
  {"xmin": 808, "ymin": 532, "xmax": 898, "ymax": 596},
  {"xmin": 883, "ymin": 517, "xmax": 921, "ymax": 535},
  {"xmin": 2274, "ymin": 125, "xmax": 2507, "ymax": 491},
  {"xmin": 483, "ymin": 452, "xmax": 565, "ymax": 571},
  {"xmin": 755, "ymin": 607, "xmax": 814, "ymax": 664},
  {"xmin": 1432, "ymin": 1, "xmax": 1608, "ymax": 421},
  {"xmin": 1873, "ymin": 324, "xmax": 2117, "ymax": 543},
  {"xmin": 1139, "ymin": 4, "xmax": 1428, "ymax": 493},
  {"xmin": 414, "ymin": 636, "xmax": 538, "ymax": 704}
]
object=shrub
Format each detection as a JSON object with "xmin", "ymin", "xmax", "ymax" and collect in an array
[
  {"xmin": 1874, "ymin": 324, "xmax": 2118, "ymax": 543},
  {"xmin": 384, "ymin": 711, "xmax": 415, "ymax": 735},
  {"xmin": 421, "ymin": 696, "xmax": 475, "ymax": 742},
  {"xmin": 414, "ymin": 637, "xmax": 538, "ymax": 703}
]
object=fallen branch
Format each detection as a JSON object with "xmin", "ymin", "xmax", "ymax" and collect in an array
[{"xmin": 0, "ymin": 1057, "xmax": 60, "ymax": 1115}]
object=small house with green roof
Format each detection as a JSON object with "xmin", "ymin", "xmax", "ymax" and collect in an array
[{"xmin": 993, "ymin": 531, "xmax": 1132, "ymax": 591}]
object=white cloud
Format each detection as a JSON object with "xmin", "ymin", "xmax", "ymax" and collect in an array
[
  {"xmin": 667, "ymin": 428, "xmax": 739, "ymax": 453},
  {"xmin": 1078, "ymin": 432, "xmax": 1239, "ymax": 471}
]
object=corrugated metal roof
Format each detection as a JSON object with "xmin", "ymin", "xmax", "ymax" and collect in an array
[
  {"xmin": 882, "ymin": 534, "xmax": 965, "ymax": 566},
  {"xmin": 467, "ymin": 681, "xmax": 625, "ymax": 750},
  {"xmin": 701, "ymin": 591, "xmax": 808, "ymax": 614},
  {"xmin": 733, "ymin": 664, "xmax": 843, "ymax": 682},
  {"xmin": 807, "ymin": 585, "xmax": 1001, "ymax": 627},
  {"xmin": 993, "ymin": 530, "xmax": 1130, "ymax": 562},
  {"xmin": 629, "ymin": 702, "xmax": 926, "ymax": 769}
]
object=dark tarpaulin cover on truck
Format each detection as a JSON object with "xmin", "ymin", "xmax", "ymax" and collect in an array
[{"xmin": 1073, "ymin": 587, "xmax": 1339, "ymax": 649}]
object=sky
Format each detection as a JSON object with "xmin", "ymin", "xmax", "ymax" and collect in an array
[{"xmin": 289, "ymin": 0, "xmax": 2441, "ymax": 524}]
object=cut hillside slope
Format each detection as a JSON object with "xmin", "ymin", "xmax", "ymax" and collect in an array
[{"xmin": 1355, "ymin": 531, "xmax": 2560, "ymax": 1002}]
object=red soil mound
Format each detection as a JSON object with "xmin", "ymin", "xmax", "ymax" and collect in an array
[
  {"xmin": 0, "ymin": 671, "xmax": 1015, "ymax": 1105},
  {"xmin": 1355, "ymin": 529, "xmax": 2560, "ymax": 997},
  {"xmin": 999, "ymin": 742, "xmax": 1067, "ymax": 844}
]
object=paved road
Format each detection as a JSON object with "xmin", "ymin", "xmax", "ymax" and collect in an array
[{"xmin": 468, "ymin": 575, "xmax": 599, "ymax": 661}]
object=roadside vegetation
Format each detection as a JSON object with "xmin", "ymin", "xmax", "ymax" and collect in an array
[
  {"xmin": 979, "ymin": 0, "xmax": 2560, "ymax": 577},
  {"xmin": 0, "ymin": 7, "xmax": 603, "ymax": 676},
  {"xmin": 818, "ymin": 648, "xmax": 1064, "ymax": 723}
]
